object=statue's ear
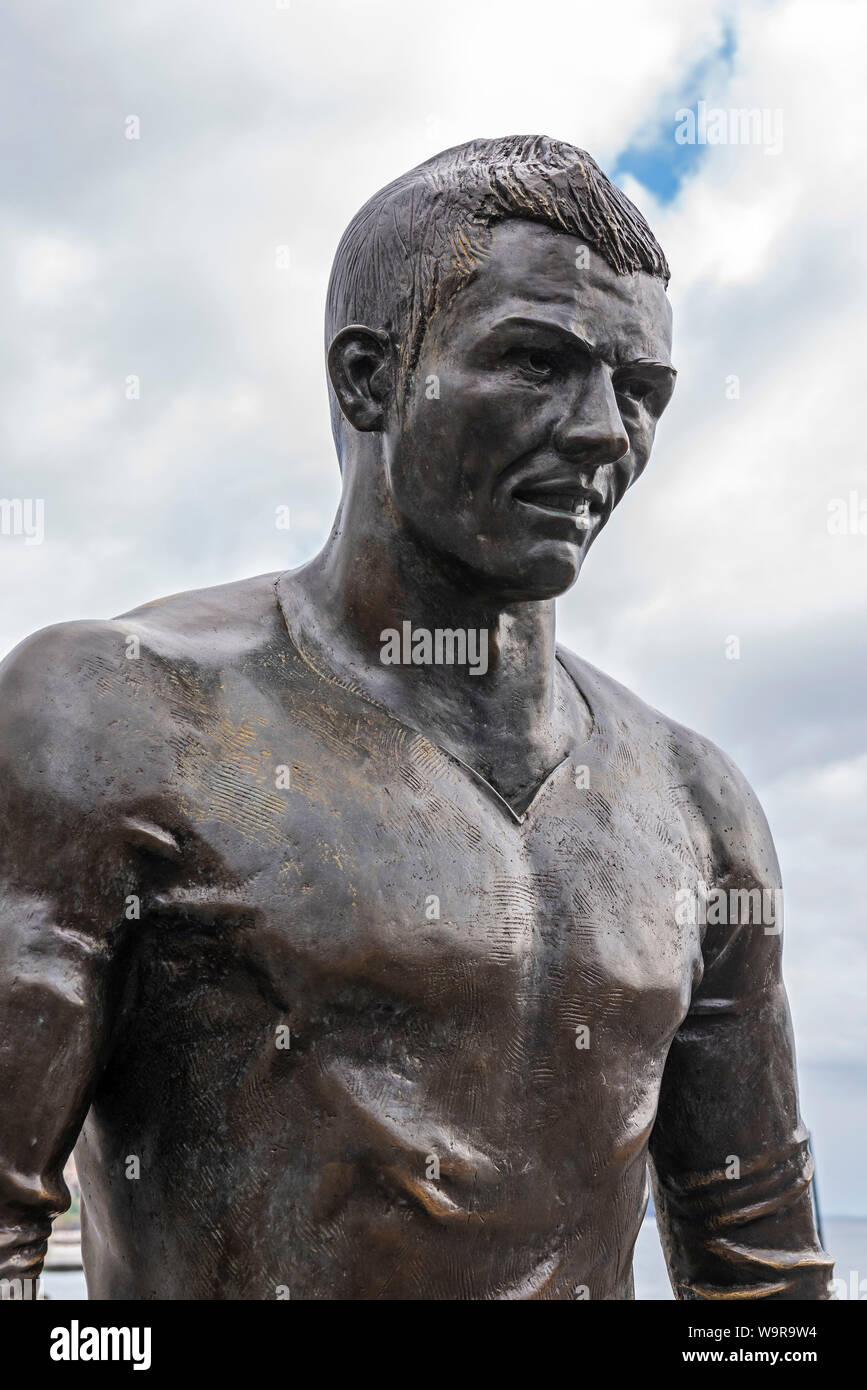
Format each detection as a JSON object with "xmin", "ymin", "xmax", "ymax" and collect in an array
[{"xmin": 327, "ymin": 326, "xmax": 393, "ymax": 432}]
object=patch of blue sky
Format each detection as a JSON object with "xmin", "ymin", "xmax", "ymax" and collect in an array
[{"xmin": 614, "ymin": 22, "xmax": 737, "ymax": 204}]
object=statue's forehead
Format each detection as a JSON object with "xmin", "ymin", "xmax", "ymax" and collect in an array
[{"xmin": 437, "ymin": 219, "xmax": 672, "ymax": 362}]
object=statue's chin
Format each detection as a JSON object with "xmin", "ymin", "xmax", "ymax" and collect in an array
[
  {"xmin": 466, "ymin": 559, "xmax": 585, "ymax": 606},
  {"xmin": 497, "ymin": 545, "xmax": 588, "ymax": 603},
  {"xmin": 401, "ymin": 519, "xmax": 589, "ymax": 604}
]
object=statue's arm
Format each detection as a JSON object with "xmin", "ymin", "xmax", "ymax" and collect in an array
[
  {"xmin": 648, "ymin": 734, "xmax": 834, "ymax": 1300},
  {"xmin": 0, "ymin": 622, "xmax": 139, "ymax": 1287}
]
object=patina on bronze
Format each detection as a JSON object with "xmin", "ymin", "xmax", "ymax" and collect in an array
[{"xmin": 0, "ymin": 136, "xmax": 833, "ymax": 1300}]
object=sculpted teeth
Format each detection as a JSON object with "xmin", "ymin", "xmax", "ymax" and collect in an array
[{"xmin": 519, "ymin": 491, "xmax": 592, "ymax": 516}]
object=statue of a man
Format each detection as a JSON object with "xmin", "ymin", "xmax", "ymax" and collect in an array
[{"xmin": 0, "ymin": 136, "xmax": 832, "ymax": 1300}]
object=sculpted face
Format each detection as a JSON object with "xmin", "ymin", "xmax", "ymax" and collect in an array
[{"xmin": 382, "ymin": 219, "xmax": 675, "ymax": 601}]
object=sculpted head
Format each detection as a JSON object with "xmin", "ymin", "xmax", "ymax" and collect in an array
[{"xmin": 325, "ymin": 135, "xmax": 675, "ymax": 602}]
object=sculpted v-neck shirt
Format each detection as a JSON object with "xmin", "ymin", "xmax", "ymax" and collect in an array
[{"xmin": 0, "ymin": 573, "xmax": 832, "ymax": 1299}]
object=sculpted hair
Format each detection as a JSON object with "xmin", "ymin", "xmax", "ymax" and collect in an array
[{"xmin": 325, "ymin": 134, "xmax": 670, "ymax": 453}]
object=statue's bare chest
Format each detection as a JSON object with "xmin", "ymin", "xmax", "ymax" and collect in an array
[{"xmin": 152, "ymin": 684, "xmax": 704, "ymax": 1075}]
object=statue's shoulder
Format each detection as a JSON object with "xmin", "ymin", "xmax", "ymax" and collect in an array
[
  {"xmin": 0, "ymin": 573, "xmax": 286, "ymax": 798},
  {"xmin": 557, "ymin": 644, "xmax": 777, "ymax": 879},
  {"xmin": 115, "ymin": 570, "xmax": 286, "ymax": 661},
  {"xmin": 1, "ymin": 570, "xmax": 284, "ymax": 691}
]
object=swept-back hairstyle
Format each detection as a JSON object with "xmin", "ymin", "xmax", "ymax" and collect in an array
[{"xmin": 325, "ymin": 135, "xmax": 669, "ymax": 455}]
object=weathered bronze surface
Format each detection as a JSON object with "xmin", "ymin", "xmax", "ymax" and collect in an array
[{"xmin": 0, "ymin": 137, "xmax": 833, "ymax": 1299}]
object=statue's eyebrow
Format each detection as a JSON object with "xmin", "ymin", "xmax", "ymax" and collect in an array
[
  {"xmin": 618, "ymin": 356, "xmax": 678, "ymax": 379},
  {"xmin": 485, "ymin": 316, "xmax": 675, "ymax": 376},
  {"xmin": 487, "ymin": 315, "xmax": 598, "ymax": 356}
]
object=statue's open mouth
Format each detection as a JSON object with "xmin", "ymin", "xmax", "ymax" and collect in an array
[{"xmin": 513, "ymin": 488, "xmax": 597, "ymax": 522}]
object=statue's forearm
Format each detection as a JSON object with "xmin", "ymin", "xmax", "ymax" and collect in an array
[
  {"xmin": 649, "ymin": 976, "xmax": 833, "ymax": 1300},
  {"xmin": 650, "ymin": 1136, "xmax": 833, "ymax": 1300},
  {"xmin": 0, "ymin": 890, "xmax": 113, "ymax": 1283}
]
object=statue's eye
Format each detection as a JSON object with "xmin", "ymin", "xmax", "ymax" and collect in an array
[
  {"xmin": 616, "ymin": 376, "xmax": 653, "ymax": 403},
  {"xmin": 513, "ymin": 349, "xmax": 555, "ymax": 380}
]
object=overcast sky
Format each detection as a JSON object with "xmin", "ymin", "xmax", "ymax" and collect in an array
[{"xmin": 1, "ymin": 0, "xmax": 865, "ymax": 1215}]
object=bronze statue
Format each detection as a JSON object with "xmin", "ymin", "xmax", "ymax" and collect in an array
[{"xmin": 0, "ymin": 136, "xmax": 833, "ymax": 1300}]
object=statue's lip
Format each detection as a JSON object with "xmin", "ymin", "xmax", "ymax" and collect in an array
[{"xmin": 512, "ymin": 480, "xmax": 605, "ymax": 515}]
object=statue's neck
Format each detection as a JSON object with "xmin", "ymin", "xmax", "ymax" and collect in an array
[
  {"xmin": 275, "ymin": 482, "xmax": 595, "ymax": 813},
  {"xmin": 287, "ymin": 494, "xmax": 561, "ymax": 720}
]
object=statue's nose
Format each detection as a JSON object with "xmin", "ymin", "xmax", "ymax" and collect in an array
[{"xmin": 552, "ymin": 362, "xmax": 630, "ymax": 468}]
